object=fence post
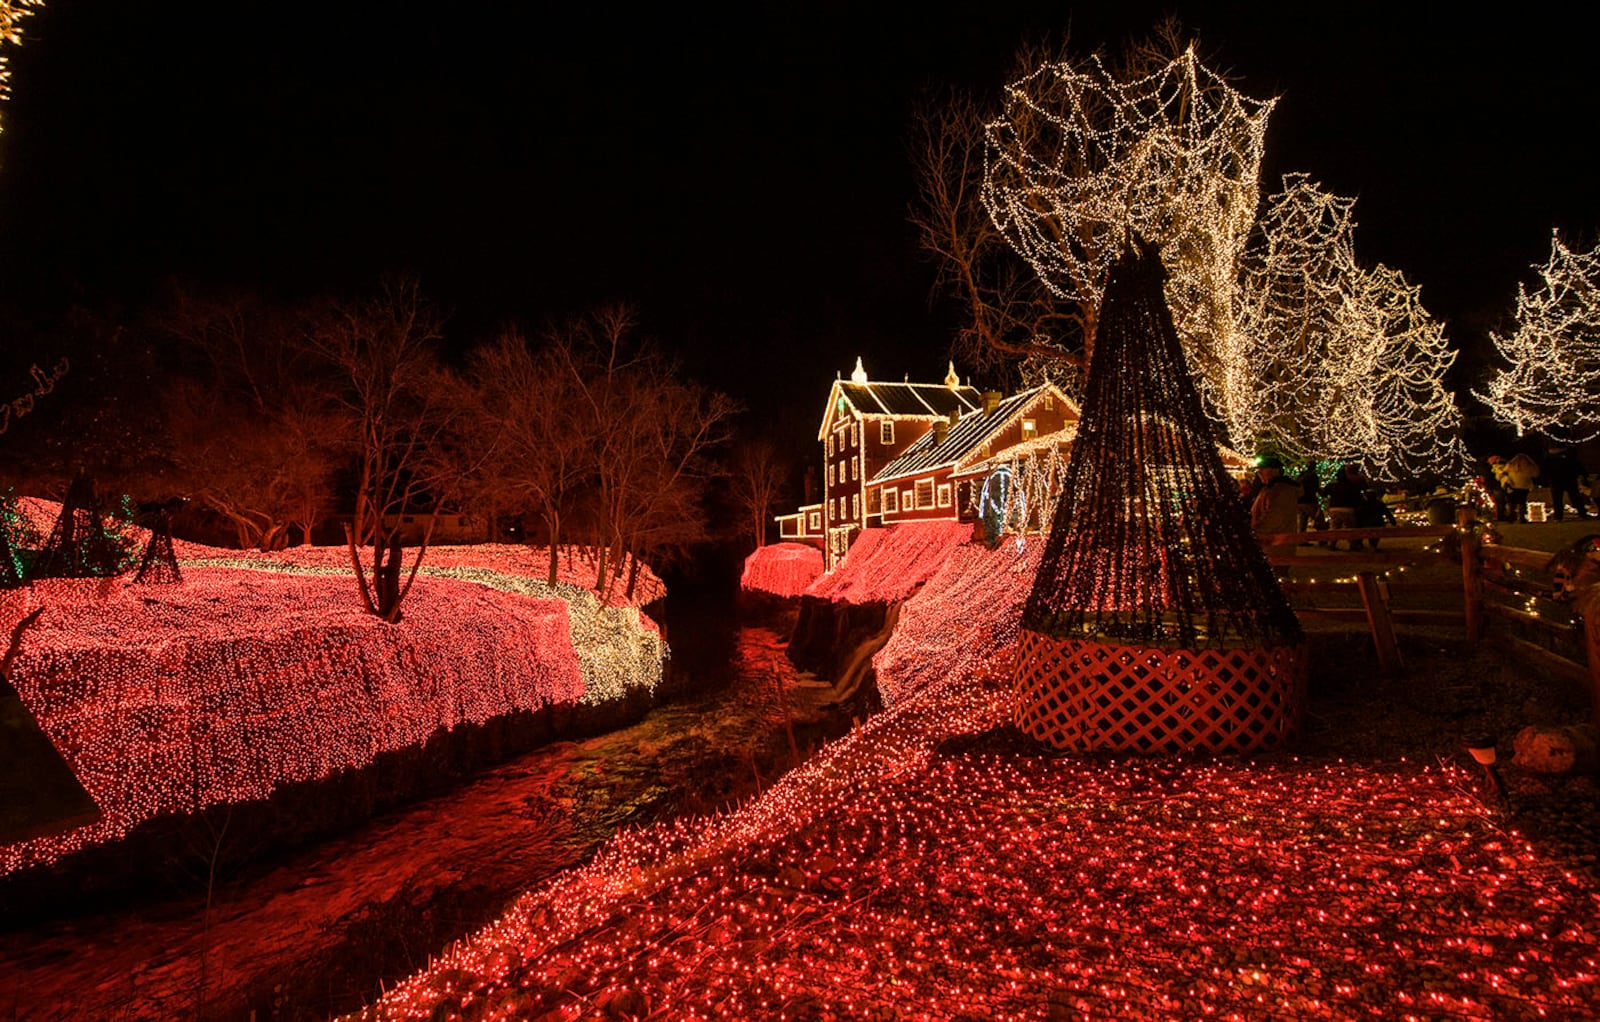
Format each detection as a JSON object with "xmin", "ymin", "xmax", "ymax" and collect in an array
[
  {"xmin": 1458, "ymin": 506, "xmax": 1483, "ymax": 642},
  {"xmin": 1356, "ymin": 571, "xmax": 1402, "ymax": 675}
]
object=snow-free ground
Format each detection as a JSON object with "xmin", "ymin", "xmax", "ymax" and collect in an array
[{"xmin": 351, "ymin": 524, "xmax": 1600, "ymax": 1021}]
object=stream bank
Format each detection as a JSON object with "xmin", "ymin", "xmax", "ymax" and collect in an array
[{"xmin": 0, "ymin": 626, "xmax": 848, "ymax": 1021}]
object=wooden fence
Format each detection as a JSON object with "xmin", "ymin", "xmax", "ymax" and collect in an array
[{"xmin": 1259, "ymin": 512, "xmax": 1600, "ymax": 719}]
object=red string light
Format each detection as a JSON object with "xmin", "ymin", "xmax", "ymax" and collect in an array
[{"xmin": 740, "ymin": 544, "xmax": 824, "ymax": 599}]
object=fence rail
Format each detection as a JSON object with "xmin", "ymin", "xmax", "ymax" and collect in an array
[{"xmin": 1256, "ymin": 510, "xmax": 1598, "ymax": 719}]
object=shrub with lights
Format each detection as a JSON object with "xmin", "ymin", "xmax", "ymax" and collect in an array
[
  {"xmin": 739, "ymin": 542, "xmax": 824, "ymax": 599},
  {"xmin": 1013, "ymin": 243, "xmax": 1306, "ymax": 752}
]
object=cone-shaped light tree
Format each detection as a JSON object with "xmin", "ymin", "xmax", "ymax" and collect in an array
[
  {"xmin": 1013, "ymin": 242, "xmax": 1305, "ymax": 753},
  {"xmin": 1477, "ymin": 231, "xmax": 1600, "ymax": 443}
]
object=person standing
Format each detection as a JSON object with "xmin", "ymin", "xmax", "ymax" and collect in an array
[
  {"xmin": 1502, "ymin": 452, "xmax": 1540, "ymax": 523},
  {"xmin": 1324, "ymin": 464, "xmax": 1366, "ymax": 549},
  {"xmin": 1296, "ymin": 463, "xmax": 1326, "ymax": 534},
  {"xmin": 1251, "ymin": 458, "xmax": 1302, "ymax": 556},
  {"xmin": 1545, "ymin": 446, "xmax": 1590, "ymax": 521}
]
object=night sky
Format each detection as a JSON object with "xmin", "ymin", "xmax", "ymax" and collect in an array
[{"xmin": 3, "ymin": 2, "xmax": 1598, "ymax": 456}]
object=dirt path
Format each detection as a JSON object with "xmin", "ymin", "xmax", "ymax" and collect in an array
[{"xmin": 0, "ymin": 628, "xmax": 835, "ymax": 1021}]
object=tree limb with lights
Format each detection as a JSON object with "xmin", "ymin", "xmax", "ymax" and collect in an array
[
  {"xmin": 1235, "ymin": 175, "xmax": 1465, "ymax": 480},
  {"xmin": 980, "ymin": 40, "xmax": 1273, "ymax": 426},
  {"xmin": 1477, "ymin": 231, "xmax": 1600, "ymax": 443}
]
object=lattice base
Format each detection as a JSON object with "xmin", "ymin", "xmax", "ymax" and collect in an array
[{"xmin": 1013, "ymin": 630, "xmax": 1306, "ymax": 753}]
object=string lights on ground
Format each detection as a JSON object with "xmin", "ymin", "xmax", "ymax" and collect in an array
[
  {"xmin": 352, "ymin": 667, "xmax": 1600, "ymax": 1020},
  {"xmin": 805, "ymin": 520, "xmax": 970, "ymax": 605}
]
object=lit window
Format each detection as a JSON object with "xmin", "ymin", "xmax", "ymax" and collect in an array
[
  {"xmin": 809, "ymin": 511, "xmax": 821, "ymax": 531},
  {"xmin": 851, "ymin": 423, "xmax": 859, "ymax": 446},
  {"xmin": 903, "ymin": 488, "xmax": 915, "ymax": 510},
  {"xmin": 880, "ymin": 420, "xmax": 894, "ymax": 445},
  {"xmin": 869, "ymin": 488, "xmax": 881, "ymax": 513},
  {"xmin": 1022, "ymin": 419, "xmax": 1037, "ymax": 440},
  {"xmin": 884, "ymin": 489, "xmax": 899, "ymax": 513},
  {"xmin": 915, "ymin": 480, "xmax": 934, "ymax": 509},
  {"xmin": 937, "ymin": 483, "xmax": 952, "ymax": 508},
  {"xmin": 851, "ymin": 494, "xmax": 859, "ymax": 519},
  {"xmin": 1044, "ymin": 394, "xmax": 1054, "ymax": 411},
  {"xmin": 851, "ymin": 459, "xmax": 857, "ymax": 481},
  {"xmin": 828, "ymin": 463, "xmax": 834, "ymax": 486},
  {"xmin": 827, "ymin": 434, "xmax": 834, "ymax": 456}
]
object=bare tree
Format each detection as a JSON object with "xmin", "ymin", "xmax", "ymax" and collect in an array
[
  {"xmin": 308, "ymin": 277, "xmax": 456, "ymax": 621},
  {"xmin": 556, "ymin": 308, "xmax": 736, "ymax": 599},
  {"xmin": 728, "ymin": 437, "xmax": 788, "ymax": 552},
  {"xmin": 909, "ymin": 78, "xmax": 1073, "ymax": 383},
  {"xmin": 157, "ymin": 288, "xmax": 346, "ymax": 547},
  {"xmin": 461, "ymin": 327, "xmax": 588, "ymax": 585}
]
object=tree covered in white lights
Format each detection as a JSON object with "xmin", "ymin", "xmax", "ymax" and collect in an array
[
  {"xmin": 980, "ymin": 41, "xmax": 1273, "ymax": 424},
  {"xmin": 0, "ymin": 1, "xmax": 40, "ymax": 124},
  {"xmin": 1477, "ymin": 231, "xmax": 1600, "ymax": 443},
  {"xmin": 1235, "ymin": 175, "xmax": 1465, "ymax": 480}
]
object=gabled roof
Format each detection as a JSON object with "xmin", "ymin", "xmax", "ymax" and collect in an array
[
  {"xmin": 871, "ymin": 384, "xmax": 1078, "ymax": 484},
  {"xmin": 818, "ymin": 378, "xmax": 983, "ymax": 440}
]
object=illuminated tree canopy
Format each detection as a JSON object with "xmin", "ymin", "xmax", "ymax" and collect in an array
[
  {"xmin": 1236, "ymin": 175, "xmax": 1466, "ymax": 480},
  {"xmin": 0, "ymin": 0, "xmax": 40, "ymax": 129},
  {"xmin": 981, "ymin": 44, "xmax": 1273, "ymax": 425},
  {"xmin": 1477, "ymin": 231, "xmax": 1600, "ymax": 443}
]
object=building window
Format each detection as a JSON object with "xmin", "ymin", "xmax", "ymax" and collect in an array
[
  {"xmin": 851, "ymin": 459, "xmax": 857, "ymax": 481},
  {"xmin": 880, "ymin": 420, "xmax": 894, "ymax": 445},
  {"xmin": 937, "ymin": 483, "xmax": 952, "ymax": 508},
  {"xmin": 915, "ymin": 480, "xmax": 934, "ymax": 509},
  {"xmin": 868, "ymin": 488, "xmax": 881, "ymax": 513},
  {"xmin": 828, "ymin": 463, "xmax": 834, "ymax": 486},
  {"xmin": 827, "ymin": 434, "xmax": 834, "ymax": 457},
  {"xmin": 809, "ymin": 511, "xmax": 821, "ymax": 531},
  {"xmin": 851, "ymin": 494, "xmax": 859, "ymax": 519},
  {"xmin": 903, "ymin": 487, "xmax": 915, "ymax": 510},
  {"xmin": 1044, "ymin": 394, "xmax": 1054, "ymax": 411},
  {"xmin": 1022, "ymin": 418, "xmax": 1037, "ymax": 440},
  {"xmin": 884, "ymin": 489, "xmax": 899, "ymax": 513},
  {"xmin": 851, "ymin": 423, "xmax": 859, "ymax": 447}
]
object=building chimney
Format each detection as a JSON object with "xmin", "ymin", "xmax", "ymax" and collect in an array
[
  {"xmin": 982, "ymin": 391, "xmax": 1002, "ymax": 416},
  {"xmin": 948, "ymin": 408, "xmax": 960, "ymax": 427},
  {"xmin": 933, "ymin": 420, "xmax": 950, "ymax": 445}
]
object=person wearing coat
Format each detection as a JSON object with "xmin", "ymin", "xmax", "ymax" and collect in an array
[
  {"xmin": 1250, "ymin": 459, "xmax": 1301, "ymax": 556},
  {"xmin": 1500, "ymin": 452, "xmax": 1540, "ymax": 523}
]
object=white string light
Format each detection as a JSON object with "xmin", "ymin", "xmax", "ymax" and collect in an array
[
  {"xmin": 1477, "ymin": 231, "xmax": 1600, "ymax": 443},
  {"xmin": 982, "ymin": 46, "xmax": 1272, "ymax": 431}
]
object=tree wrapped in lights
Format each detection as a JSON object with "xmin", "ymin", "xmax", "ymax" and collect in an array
[
  {"xmin": 1347, "ymin": 263, "xmax": 1468, "ymax": 480},
  {"xmin": 1235, "ymin": 176, "xmax": 1466, "ymax": 479},
  {"xmin": 981, "ymin": 44, "xmax": 1272, "ymax": 425},
  {"xmin": 1478, "ymin": 231, "xmax": 1600, "ymax": 443},
  {"xmin": 1013, "ymin": 243, "xmax": 1304, "ymax": 753}
]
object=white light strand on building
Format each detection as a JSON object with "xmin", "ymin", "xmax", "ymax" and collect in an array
[{"xmin": 1477, "ymin": 231, "xmax": 1600, "ymax": 443}]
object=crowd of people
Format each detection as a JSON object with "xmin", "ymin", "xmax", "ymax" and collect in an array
[
  {"xmin": 1242, "ymin": 446, "xmax": 1597, "ymax": 554},
  {"xmin": 1486, "ymin": 448, "xmax": 1596, "ymax": 523},
  {"xmin": 1243, "ymin": 458, "xmax": 1394, "ymax": 552}
]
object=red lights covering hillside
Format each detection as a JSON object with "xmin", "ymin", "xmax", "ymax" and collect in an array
[
  {"xmin": 353, "ymin": 665, "xmax": 1600, "ymax": 1020},
  {"xmin": 740, "ymin": 543, "xmax": 825, "ymax": 599},
  {"xmin": 2, "ymin": 506, "xmax": 667, "ymax": 877},
  {"xmin": 367, "ymin": 522, "xmax": 1600, "ymax": 1019},
  {"xmin": 873, "ymin": 534, "xmax": 1043, "ymax": 705},
  {"xmin": 805, "ymin": 520, "xmax": 970, "ymax": 604}
]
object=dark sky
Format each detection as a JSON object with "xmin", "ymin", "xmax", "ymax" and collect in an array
[{"xmin": 3, "ymin": 2, "xmax": 1598, "ymax": 453}]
